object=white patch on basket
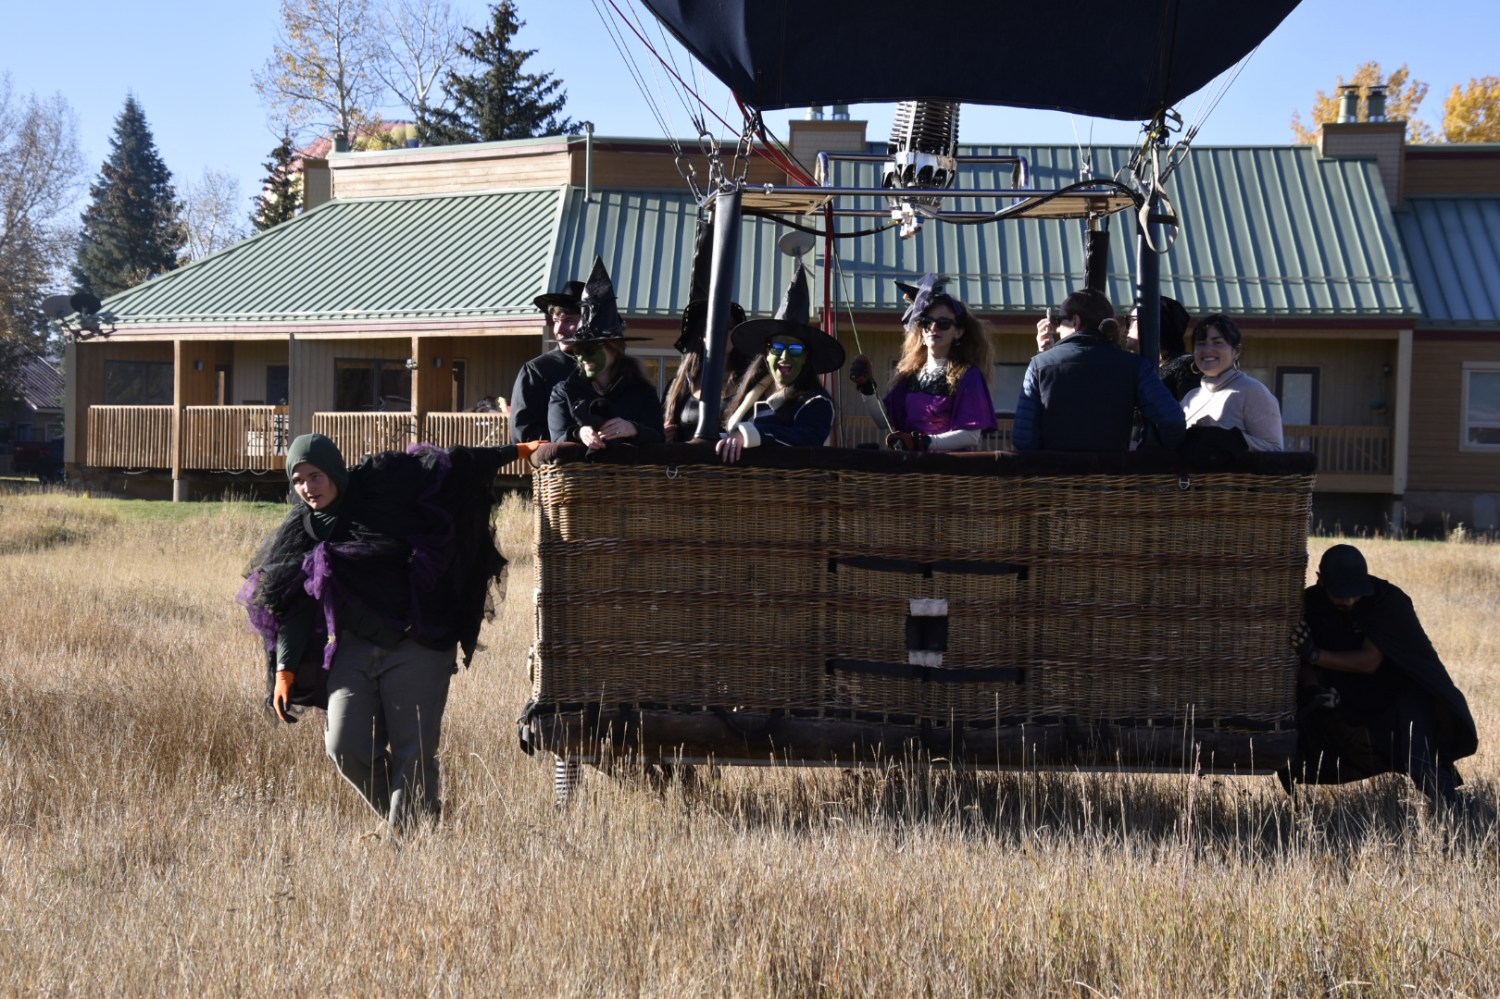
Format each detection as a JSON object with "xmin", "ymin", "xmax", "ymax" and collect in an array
[{"xmin": 908, "ymin": 598, "xmax": 948, "ymax": 617}]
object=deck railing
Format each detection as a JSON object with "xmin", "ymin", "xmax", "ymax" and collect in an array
[
  {"xmin": 181, "ymin": 406, "xmax": 289, "ymax": 471},
  {"xmin": 312, "ymin": 412, "xmax": 419, "ymax": 462},
  {"xmin": 87, "ymin": 406, "xmax": 173, "ymax": 468},
  {"xmin": 421, "ymin": 412, "xmax": 531, "ymax": 476},
  {"xmin": 1283, "ymin": 424, "xmax": 1391, "ymax": 475},
  {"xmin": 80, "ymin": 408, "xmax": 1394, "ymax": 480}
]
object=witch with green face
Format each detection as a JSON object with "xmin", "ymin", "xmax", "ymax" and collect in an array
[
  {"xmin": 546, "ymin": 256, "xmax": 665, "ymax": 449},
  {"xmin": 717, "ymin": 266, "xmax": 845, "ymax": 464}
]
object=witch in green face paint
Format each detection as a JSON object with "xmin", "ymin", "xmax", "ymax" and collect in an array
[
  {"xmin": 546, "ymin": 256, "xmax": 666, "ymax": 449},
  {"xmin": 718, "ymin": 266, "xmax": 845, "ymax": 464}
]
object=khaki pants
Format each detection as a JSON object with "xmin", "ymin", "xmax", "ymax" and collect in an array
[{"xmin": 325, "ymin": 634, "xmax": 455, "ymax": 829}]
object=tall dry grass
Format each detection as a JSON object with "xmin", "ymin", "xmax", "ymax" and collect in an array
[{"xmin": 1, "ymin": 489, "xmax": 1497, "ymax": 996}]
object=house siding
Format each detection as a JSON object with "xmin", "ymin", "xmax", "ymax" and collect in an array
[{"xmin": 1407, "ymin": 336, "xmax": 1500, "ymax": 492}]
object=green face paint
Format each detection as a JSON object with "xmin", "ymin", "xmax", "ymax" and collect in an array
[
  {"xmin": 576, "ymin": 341, "xmax": 609, "ymax": 381},
  {"xmin": 768, "ymin": 335, "xmax": 806, "ymax": 387}
]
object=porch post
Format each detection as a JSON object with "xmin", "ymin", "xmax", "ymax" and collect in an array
[
  {"xmin": 171, "ymin": 340, "xmax": 187, "ymax": 502},
  {"xmin": 1391, "ymin": 328, "xmax": 1413, "ymax": 533},
  {"xmin": 692, "ymin": 187, "xmax": 743, "ymax": 441}
]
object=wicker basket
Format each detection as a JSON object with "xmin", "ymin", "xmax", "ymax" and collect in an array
[{"xmin": 521, "ymin": 444, "xmax": 1315, "ymax": 772}]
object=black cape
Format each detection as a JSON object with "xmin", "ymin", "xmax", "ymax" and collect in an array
[{"xmin": 1303, "ymin": 577, "xmax": 1478, "ymax": 764}]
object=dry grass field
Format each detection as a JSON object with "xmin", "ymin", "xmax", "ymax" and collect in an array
[{"xmin": 1, "ymin": 485, "xmax": 1497, "ymax": 997}]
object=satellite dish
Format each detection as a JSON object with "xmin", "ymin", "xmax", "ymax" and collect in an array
[
  {"xmin": 70, "ymin": 292, "xmax": 103, "ymax": 315},
  {"xmin": 40, "ymin": 295, "xmax": 74, "ymax": 320},
  {"xmin": 777, "ymin": 231, "xmax": 816, "ymax": 259}
]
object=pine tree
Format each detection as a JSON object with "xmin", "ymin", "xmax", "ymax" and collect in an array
[
  {"xmin": 419, "ymin": 0, "xmax": 574, "ymax": 145},
  {"xmin": 72, "ymin": 96, "xmax": 185, "ymax": 298},
  {"xmin": 252, "ymin": 135, "xmax": 304, "ymax": 231}
]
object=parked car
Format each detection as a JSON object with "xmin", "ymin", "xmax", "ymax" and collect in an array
[{"xmin": 12, "ymin": 436, "xmax": 64, "ymax": 483}]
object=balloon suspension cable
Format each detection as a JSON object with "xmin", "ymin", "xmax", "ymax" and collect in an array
[
  {"xmin": 593, "ymin": 0, "xmax": 753, "ymax": 202},
  {"xmin": 1126, "ymin": 108, "xmax": 1182, "ymax": 256},
  {"xmin": 825, "ymin": 245, "xmax": 894, "ymax": 437}
]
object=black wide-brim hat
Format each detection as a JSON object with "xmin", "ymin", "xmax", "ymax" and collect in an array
[
  {"xmin": 676, "ymin": 299, "xmax": 747, "ymax": 354},
  {"xmin": 731, "ymin": 265, "xmax": 845, "ymax": 374},
  {"xmin": 731, "ymin": 317, "xmax": 846, "ymax": 375},
  {"xmin": 533, "ymin": 280, "xmax": 586, "ymax": 313}
]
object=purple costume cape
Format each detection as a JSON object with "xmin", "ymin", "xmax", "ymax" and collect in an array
[{"xmin": 882, "ymin": 367, "xmax": 997, "ymax": 436}]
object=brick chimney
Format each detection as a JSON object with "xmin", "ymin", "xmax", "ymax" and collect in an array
[
  {"xmin": 1319, "ymin": 118, "xmax": 1407, "ymax": 207},
  {"xmin": 787, "ymin": 116, "xmax": 869, "ymax": 181}
]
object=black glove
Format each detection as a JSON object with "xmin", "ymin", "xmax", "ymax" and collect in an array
[
  {"xmin": 1291, "ymin": 621, "xmax": 1318, "ymax": 665},
  {"xmin": 849, "ymin": 354, "xmax": 875, "ymax": 396},
  {"xmin": 885, "ymin": 431, "xmax": 931, "ymax": 452}
]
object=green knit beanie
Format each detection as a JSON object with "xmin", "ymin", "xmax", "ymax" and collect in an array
[{"xmin": 286, "ymin": 433, "xmax": 349, "ymax": 493}]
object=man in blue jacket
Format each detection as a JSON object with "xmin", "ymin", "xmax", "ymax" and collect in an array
[{"xmin": 1013, "ymin": 289, "xmax": 1184, "ymax": 451}]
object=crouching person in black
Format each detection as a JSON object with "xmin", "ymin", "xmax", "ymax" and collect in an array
[{"xmin": 1284, "ymin": 544, "xmax": 1481, "ymax": 815}]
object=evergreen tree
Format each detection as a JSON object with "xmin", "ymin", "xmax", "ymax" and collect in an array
[
  {"xmin": 73, "ymin": 96, "xmax": 185, "ymax": 298},
  {"xmin": 252, "ymin": 135, "xmax": 304, "ymax": 231},
  {"xmin": 419, "ymin": 0, "xmax": 574, "ymax": 145}
]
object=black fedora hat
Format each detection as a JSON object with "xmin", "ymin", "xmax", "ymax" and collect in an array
[
  {"xmin": 1318, "ymin": 544, "xmax": 1375, "ymax": 600},
  {"xmin": 731, "ymin": 267, "xmax": 845, "ymax": 375},
  {"xmin": 533, "ymin": 280, "xmax": 585, "ymax": 314}
]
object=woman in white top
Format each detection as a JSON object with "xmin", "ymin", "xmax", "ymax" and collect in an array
[{"xmin": 1180, "ymin": 313, "xmax": 1284, "ymax": 452}]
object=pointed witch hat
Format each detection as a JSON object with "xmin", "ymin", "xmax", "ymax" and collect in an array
[
  {"xmin": 731, "ymin": 266, "xmax": 845, "ymax": 375},
  {"xmin": 676, "ymin": 219, "xmax": 746, "ymax": 354},
  {"xmin": 533, "ymin": 279, "xmax": 586, "ymax": 314},
  {"xmin": 899, "ymin": 273, "xmax": 964, "ymax": 327},
  {"xmin": 563, "ymin": 256, "xmax": 646, "ymax": 343}
]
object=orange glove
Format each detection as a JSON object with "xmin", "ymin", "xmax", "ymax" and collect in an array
[
  {"xmin": 514, "ymin": 440, "xmax": 543, "ymax": 462},
  {"xmin": 273, "ymin": 670, "xmax": 296, "ymax": 723}
]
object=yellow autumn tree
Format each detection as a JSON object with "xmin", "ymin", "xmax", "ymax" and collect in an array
[
  {"xmin": 1443, "ymin": 76, "xmax": 1500, "ymax": 143},
  {"xmin": 1291, "ymin": 62, "xmax": 1435, "ymax": 144}
]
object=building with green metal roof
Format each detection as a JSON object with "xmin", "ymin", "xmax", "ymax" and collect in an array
[{"xmin": 62, "ymin": 120, "xmax": 1500, "ymax": 532}]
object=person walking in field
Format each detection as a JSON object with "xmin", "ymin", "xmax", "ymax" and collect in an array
[
  {"xmin": 1286, "ymin": 543, "xmax": 1481, "ymax": 815},
  {"xmin": 241, "ymin": 432, "xmax": 529, "ymax": 833}
]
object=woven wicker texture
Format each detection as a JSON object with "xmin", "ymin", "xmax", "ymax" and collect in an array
[{"xmin": 532, "ymin": 451, "xmax": 1314, "ymax": 732}]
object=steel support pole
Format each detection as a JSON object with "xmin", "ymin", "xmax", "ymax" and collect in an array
[{"xmin": 692, "ymin": 188, "xmax": 743, "ymax": 441}]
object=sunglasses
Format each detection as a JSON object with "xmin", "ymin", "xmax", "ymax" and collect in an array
[
  {"xmin": 918, "ymin": 317, "xmax": 960, "ymax": 332},
  {"xmin": 768, "ymin": 341, "xmax": 805, "ymax": 357}
]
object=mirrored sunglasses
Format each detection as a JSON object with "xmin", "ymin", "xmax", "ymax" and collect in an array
[
  {"xmin": 918, "ymin": 317, "xmax": 959, "ymax": 332},
  {"xmin": 768, "ymin": 341, "xmax": 805, "ymax": 357}
]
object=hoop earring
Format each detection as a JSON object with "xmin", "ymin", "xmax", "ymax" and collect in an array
[{"xmin": 1190, "ymin": 362, "xmax": 1203, "ymax": 376}]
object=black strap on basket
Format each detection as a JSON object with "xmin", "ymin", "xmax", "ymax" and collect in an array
[
  {"xmin": 828, "ymin": 556, "xmax": 1030, "ymax": 580},
  {"xmin": 827, "ymin": 658, "xmax": 1025, "ymax": 684}
]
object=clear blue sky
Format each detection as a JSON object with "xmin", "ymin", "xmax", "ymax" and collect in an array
[{"xmin": 6, "ymin": 0, "xmax": 1498, "ymax": 215}]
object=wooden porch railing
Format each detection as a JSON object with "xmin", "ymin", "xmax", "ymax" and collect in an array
[
  {"xmin": 80, "ymin": 407, "xmax": 1392, "ymax": 480},
  {"xmin": 312, "ymin": 412, "xmax": 418, "ymax": 463},
  {"xmin": 180, "ymin": 406, "xmax": 289, "ymax": 471},
  {"xmin": 421, "ymin": 412, "xmax": 531, "ymax": 476},
  {"xmin": 1283, "ymin": 424, "xmax": 1391, "ymax": 475},
  {"xmin": 87, "ymin": 406, "xmax": 173, "ymax": 468},
  {"xmin": 423, "ymin": 411, "xmax": 510, "ymax": 448}
]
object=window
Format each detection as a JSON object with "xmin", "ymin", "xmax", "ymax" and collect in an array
[
  {"xmin": 632, "ymin": 349, "xmax": 681, "ymax": 398},
  {"xmin": 266, "ymin": 365, "xmax": 289, "ymax": 406},
  {"xmin": 1275, "ymin": 367, "xmax": 1320, "ymax": 426},
  {"xmin": 1462, "ymin": 362, "xmax": 1500, "ymax": 450},
  {"xmin": 991, "ymin": 363, "xmax": 1028, "ymax": 418},
  {"xmin": 335, "ymin": 358, "xmax": 412, "ymax": 411},
  {"xmin": 104, "ymin": 361, "xmax": 173, "ymax": 405}
]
